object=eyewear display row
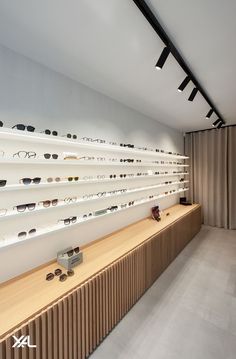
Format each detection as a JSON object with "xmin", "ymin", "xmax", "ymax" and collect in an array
[
  {"xmin": 0, "ymin": 179, "xmax": 186, "ymax": 216},
  {"xmin": 0, "ymin": 172, "xmax": 188, "ymax": 188},
  {"xmin": 1, "ymin": 150, "xmax": 185, "ymax": 165},
  {"xmin": 10, "ymin": 188, "xmax": 188, "ymax": 241},
  {"xmin": 0, "ymin": 121, "xmax": 185, "ymax": 157}
]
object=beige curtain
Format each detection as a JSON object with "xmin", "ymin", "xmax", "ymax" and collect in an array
[{"xmin": 185, "ymin": 126, "xmax": 236, "ymax": 229}]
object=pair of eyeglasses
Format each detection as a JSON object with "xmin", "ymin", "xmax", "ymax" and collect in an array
[
  {"xmin": 68, "ymin": 176, "xmax": 79, "ymax": 182},
  {"xmin": 120, "ymin": 159, "xmax": 134, "ymax": 163},
  {"xmin": 59, "ymin": 270, "xmax": 74, "ymax": 282},
  {"xmin": 120, "ymin": 174, "xmax": 127, "ymax": 178},
  {"xmin": 81, "ymin": 137, "xmax": 105, "ymax": 144},
  {"xmin": 64, "ymin": 197, "xmax": 77, "ymax": 203},
  {"xmin": 63, "ymin": 134, "xmax": 77, "ymax": 139},
  {"xmin": 46, "ymin": 268, "xmax": 62, "ymax": 281},
  {"xmin": 13, "ymin": 151, "xmax": 36, "ymax": 159},
  {"xmin": 43, "ymin": 129, "xmax": 58, "ymax": 136},
  {"xmin": 107, "ymin": 206, "xmax": 118, "ymax": 212},
  {"xmin": 12, "ymin": 124, "xmax": 35, "ymax": 132},
  {"xmin": 128, "ymin": 201, "xmax": 134, "ymax": 206},
  {"xmin": 97, "ymin": 192, "xmax": 106, "ymax": 197},
  {"xmin": 0, "ymin": 209, "xmax": 7, "ymax": 216},
  {"xmin": 59, "ymin": 216, "xmax": 77, "ymax": 225},
  {"xmin": 64, "ymin": 155, "xmax": 78, "ymax": 160},
  {"xmin": 110, "ymin": 174, "xmax": 117, "ymax": 179},
  {"xmin": 18, "ymin": 228, "xmax": 36, "ymax": 239},
  {"xmin": 20, "ymin": 177, "xmax": 41, "ymax": 185},
  {"xmin": 78, "ymin": 156, "xmax": 95, "ymax": 161},
  {"xmin": 44, "ymin": 153, "xmax": 58, "ymax": 160},
  {"xmin": 47, "ymin": 177, "xmax": 61, "ymax": 183},
  {"xmin": 83, "ymin": 194, "xmax": 94, "ymax": 199},
  {"xmin": 120, "ymin": 143, "xmax": 134, "ymax": 148},
  {"xmin": 39, "ymin": 199, "xmax": 58, "ymax": 207},
  {"xmin": 14, "ymin": 203, "xmax": 36, "ymax": 212},
  {"xmin": 83, "ymin": 213, "xmax": 93, "ymax": 218},
  {"xmin": 66, "ymin": 247, "xmax": 80, "ymax": 257},
  {"xmin": 0, "ymin": 180, "xmax": 7, "ymax": 187}
]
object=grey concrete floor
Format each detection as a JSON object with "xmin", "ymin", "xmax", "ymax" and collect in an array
[{"xmin": 90, "ymin": 225, "xmax": 236, "ymax": 359}]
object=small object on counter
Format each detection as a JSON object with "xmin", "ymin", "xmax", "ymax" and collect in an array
[
  {"xmin": 166, "ymin": 212, "xmax": 170, "ymax": 216},
  {"xmin": 180, "ymin": 197, "xmax": 192, "ymax": 206},
  {"xmin": 151, "ymin": 206, "xmax": 161, "ymax": 221}
]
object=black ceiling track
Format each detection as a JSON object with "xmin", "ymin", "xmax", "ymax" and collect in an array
[{"xmin": 132, "ymin": 0, "xmax": 225, "ymax": 124}]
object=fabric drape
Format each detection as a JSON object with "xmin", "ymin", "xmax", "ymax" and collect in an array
[{"xmin": 185, "ymin": 126, "xmax": 236, "ymax": 229}]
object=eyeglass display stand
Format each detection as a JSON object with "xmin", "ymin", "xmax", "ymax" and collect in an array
[{"xmin": 57, "ymin": 247, "xmax": 83, "ymax": 270}]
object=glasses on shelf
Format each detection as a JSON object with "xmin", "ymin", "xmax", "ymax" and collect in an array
[
  {"xmin": 46, "ymin": 268, "xmax": 63, "ymax": 281},
  {"xmin": 120, "ymin": 159, "xmax": 134, "ymax": 163},
  {"xmin": 47, "ymin": 177, "xmax": 61, "ymax": 183},
  {"xmin": 119, "ymin": 174, "xmax": 127, "ymax": 178},
  {"xmin": 97, "ymin": 191, "xmax": 106, "ymax": 197},
  {"xmin": 66, "ymin": 247, "xmax": 80, "ymax": 257},
  {"xmin": 0, "ymin": 180, "xmax": 7, "ymax": 187},
  {"xmin": 64, "ymin": 155, "xmax": 78, "ymax": 160},
  {"xmin": 13, "ymin": 151, "xmax": 37, "ymax": 159},
  {"xmin": 109, "ymin": 174, "xmax": 117, "ymax": 179},
  {"xmin": 0, "ymin": 209, "xmax": 7, "ymax": 216},
  {"xmin": 120, "ymin": 143, "xmax": 134, "ymax": 148},
  {"xmin": 68, "ymin": 176, "xmax": 79, "ymax": 182},
  {"xmin": 39, "ymin": 199, "xmax": 58, "ymax": 208},
  {"xmin": 20, "ymin": 177, "xmax": 41, "ymax": 185},
  {"xmin": 81, "ymin": 137, "xmax": 106, "ymax": 144},
  {"xmin": 0, "ymin": 121, "xmax": 3, "ymax": 127},
  {"xmin": 107, "ymin": 206, "xmax": 118, "ymax": 212},
  {"xmin": 63, "ymin": 134, "xmax": 77, "ymax": 139},
  {"xmin": 12, "ymin": 124, "xmax": 35, "ymax": 132},
  {"xmin": 14, "ymin": 203, "xmax": 36, "ymax": 212},
  {"xmin": 83, "ymin": 213, "xmax": 93, "ymax": 218},
  {"xmin": 64, "ymin": 197, "xmax": 77, "ymax": 204},
  {"xmin": 42, "ymin": 129, "xmax": 58, "ymax": 136},
  {"xmin": 59, "ymin": 216, "xmax": 77, "ymax": 225},
  {"xmin": 83, "ymin": 194, "xmax": 94, "ymax": 199},
  {"xmin": 44, "ymin": 153, "xmax": 59, "ymax": 160},
  {"xmin": 18, "ymin": 228, "xmax": 36, "ymax": 239}
]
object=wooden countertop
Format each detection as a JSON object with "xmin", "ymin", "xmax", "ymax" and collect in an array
[{"xmin": 0, "ymin": 204, "xmax": 200, "ymax": 340}]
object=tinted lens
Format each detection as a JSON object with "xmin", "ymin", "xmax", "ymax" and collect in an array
[
  {"xmin": 52, "ymin": 131, "xmax": 58, "ymax": 136},
  {"xmin": 46, "ymin": 273, "xmax": 54, "ymax": 281},
  {"xmin": 28, "ymin": 203, "xmax": 36, "ymax": 211},
  {"xmin": 0, "ymin": 121, "xmax": 3, "ymax": 127},
  {"xmin": 74, "ymin": 246, "xmax": 80, "ymax": 254},
  {"xmin": 29, "ymin": 229, "xmax": 36, "ymax": 235},
  {"xmin": 16, "ymin": 205, "xmax": 26, "ymax": 212},
  {"xmin": 68, "ymin": 177, "xmax": 73, "ymax": 182},
  {"xmin": 0, "ymin": 180, "xmax": 7, "ymax": 187},
  {"xmin": 64, "ymin": 219, "xmax": 70, "ymax": 225},
  {"xmin": 67, "ymin": 250, "xmax": 74, "ymax": 257},
  {"xmin": 22, "ymin": 178, "xmax": 31, "ymax": 185},
  {"xmin": 18, "ymin": 231, "xmax": 27, "ymax": 238},
  {"xmin": 33, "ymin": 177, "xmax": 41, "ymax": 184},
  {"xmin": 44, "ymin": 129, "xmax": 51, "ymax": 135},
  {"xmin": 52, "ymin": 154, "xmax": 58, "ymax": 159},
  {"xmin": 71, "ymin": 216, "xmax": 77, "ymax": 223},
  {"xmin": 74, "ymin": 177, "xmax": 79, "ymax": 181},
  {"xmin": 67, "ymin": 134, "xmax": 72, "ymax": 138},
  {"xmin": 73, "ymin": 135, "xmax": 77, "ymax": 139},
  {"xmin": 16, "ymin": 124, "xmax": 25, "ymax": 130},
  {"xmin": 47, "ymin": 177, "xmax": 53, "ymax": 183},
  {"xmin": 52, "ymin": 199, "xmax": 58, "ymax": 206},
  {"xmin": 55, "ymin": 177, "xmax": 61, "ymax": 182},
  {"xmin": 27, "ymin": 126, "xmax": 35, "ymax": 132},
  {"xmin": 67, "ymin": 269, "xmax": 74, "ymax": 277},
  {"xmin": 59, "ymin": 274, "xmax": 67, "ymax": 282},
  {"xmin": 44, "ymin": 153, "xmax": 51, "ymax": 159},
  {"xmin": 54, "ymin": 268, "xmax": 62, "ymax": 276},
  {"xmin": 43, "ymin": 200, "xmax": 51, "ymax": 208}
]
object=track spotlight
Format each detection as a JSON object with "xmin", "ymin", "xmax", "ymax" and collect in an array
[
  {"xmin": 178, "ymin": 76, "xmax": 190, "ymax": 92},
  {"xmin": 217, "ymin": 121, "xmax": 224, "ymax": 129},
  {"xmin": 155, "ymin": 47, "xmax": 170, "ymax": 70},
  {"xmin": 188, "ymin": 87, "xmax": 198, "ymax": 101},
  {"xmin": 212, "ymin": 119, "xmax": 221, "ymax": 127},
  {"xmin": 206, "ymin": 109, "xmax": 214, "ymax": 119}
]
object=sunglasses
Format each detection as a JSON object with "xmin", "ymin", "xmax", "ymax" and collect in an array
[
  {"xmin": 120, "ymin": 143, "xmax": 134, "ymax": 148},
  {"xmin": 60, "ymin": 270, "xmax": 75, "ymax": 282},
  {"xmin": 44, "ymin": 153, "xmax": 58, "ymax": 160},
  {"xmin": 0, "ymin": 180, "xmax": 7, "ymax": 187},
  {"xmin": 110, "ymin": 175, "xmax": 117, "ymax": 179},
  {"xmin": 83, "ymin": 213, "xmax": 93, "ymax": 218},
  {"xmin": 82, "ymin": 137, "xmax": 105, "ymax": 143},
  {"xmin": 120, "ymin": 174, "xmax": 127, "ymax": 178},
  {"xmin": 46, "ymin": 269, "xmax": 74, "ymax": 282},
  {"xmin": 39, "ymin": 199, "xmax": 58, "ymax": 208},
  {"xmin": 68, "ymin": 177, "xmax": 79, "ymax": 182},
  {"xmin": 18, "ymin": 228, "xmax": 36, "ymax": 239},
  {"xmin": 43, "ymin": 129, "xmax": 58, "ymax": 136},
  {"xmin": 66, "ymin": 247, "xmax": 80, "ymax": 257},
  {"xmin": 20, "ymin": 177, "xmax": 41, "ymax": 185},
  {"xmin": 14, "ymin": 203, "xmax": 36, "ymax": 212},
  {"xmin": 46, "ymin": 268, "xmax": 63, "ymax": 281},
  {"xmin": 59, "ymin": 216, "xmax": 77, "ymax": 225},
  {"xmin": 47, "ymin": 177, "xmax": 61, "ymax": 183},
  {"xmin": 108, "ymin": 206, "xmax": 118, "ymax": 212},
  {"xmin": 13, "ymin": 151, "xmax": 37, "ymax": 159},
  {"xmin": 65, "ymin": 134, "xmax": 77, "ymax": 139},
  {"xmin": 12, "ymin": 124, "xmax": 35, "ymax": 132},
  {"xmin": 64, "ymin": 197, "xmax": 77, "ymax": 204},
  {"xmin": 120, "ymin": 159, "xmax": 134, "ymax": 163}
]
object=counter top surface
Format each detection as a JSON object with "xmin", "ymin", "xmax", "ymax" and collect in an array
[{"xmin": 0, "ymin": 204, "xmax": 200, "ymax": 340}]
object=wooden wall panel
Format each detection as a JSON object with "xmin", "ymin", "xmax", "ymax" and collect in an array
[{"xmin": 0, "ymin": 207, "xmax": 201, "ymax": 359}]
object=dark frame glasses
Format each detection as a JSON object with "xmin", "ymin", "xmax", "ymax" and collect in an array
[
  {"xmin": 14, "ymin": 203, "xmax": 36, "ymax": 212},
  {"xmin": 66, "ymin": 247, "xmax": 80, "ymax": 257},
  {"xmin": 39, "ymin": 199, "xmax": 58, "ymax": 208},
  {"xmin": 0, "ymin": 180, "xmax": 7, "ymax": 187},
  {"xmin": 18, "ymin": 228, "xmax": 36, "ymax": 239},
  {"xmin": 12, "ymin": 124, "xmax": 35, "ymax": 132},
  {"xmin": 20, "ymin": 177, "xmax": 41, "ymax": 185},
  {"xmin": 44, "ymin": 153, "xmax": 58, "ymax": 160}
]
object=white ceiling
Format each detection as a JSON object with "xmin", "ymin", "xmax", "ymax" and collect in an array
[{"xmin": 0, "ymin": 0, "xmax": 235, "ymax": 131}]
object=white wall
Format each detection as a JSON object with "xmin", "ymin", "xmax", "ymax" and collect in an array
[{"xmin": 0, "ymin": 45, "xmax": 184, "ymax": 283}]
